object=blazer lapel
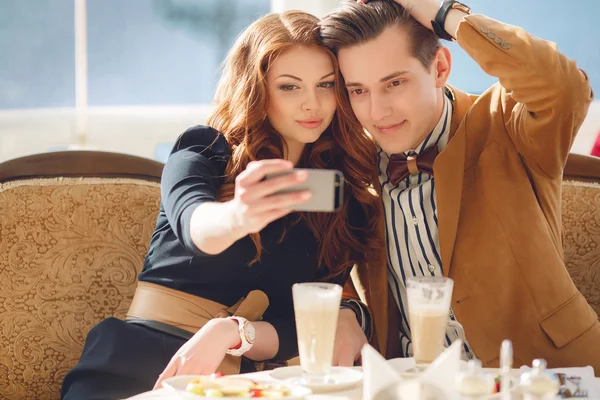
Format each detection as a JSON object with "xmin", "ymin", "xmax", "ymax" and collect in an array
[
  {"xmin": 435, "ymin": 86, "xmax": 472, "ymax": 276},
  {"xmin": 369, "ymin": 177, "xmax": 389, "ymax": 352},
  {"xmin": 352, "ymin": 256, "xmax": 389, "ymax": 353}
]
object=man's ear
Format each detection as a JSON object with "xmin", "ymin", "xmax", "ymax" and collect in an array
[{"xmin": 432, "ymin": 46, "xmax": 452, "ymax": 88}]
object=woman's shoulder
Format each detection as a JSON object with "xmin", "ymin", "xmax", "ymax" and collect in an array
[
  {"xmin": 171, "ymin": 125, "xmax": 229, "ymax": 157},
  {"xmin": 167, "ymin": 126, "xmax": 231, "ymax": 174}
]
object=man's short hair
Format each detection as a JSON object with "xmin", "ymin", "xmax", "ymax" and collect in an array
[{"xmin": 320, "ymin": 0, "xmax": 441, "ymax": 70}]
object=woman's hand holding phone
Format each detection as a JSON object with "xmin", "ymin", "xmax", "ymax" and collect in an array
[{"xmin": 228, "ymin": 159, "xmax": 312, "ymax": 236}]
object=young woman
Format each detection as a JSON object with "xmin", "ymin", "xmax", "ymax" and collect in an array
[{"xmin": 61, "ymin": 10, "xmax": 383, "ymax": 400}]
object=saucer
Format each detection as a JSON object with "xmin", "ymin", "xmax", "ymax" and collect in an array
[{"xmin": 270, "ymin": 366, "xmax": 363, "ymax": 392}]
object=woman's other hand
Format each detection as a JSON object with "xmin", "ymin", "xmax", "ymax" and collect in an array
[{"xmin": 153, "ymin": 318, "xmax": 239, "ymax": 390}]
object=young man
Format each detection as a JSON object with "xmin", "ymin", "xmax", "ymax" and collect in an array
[{"xmin": 324, "ymin": 0, "xmax": 600, "ymax": 370}]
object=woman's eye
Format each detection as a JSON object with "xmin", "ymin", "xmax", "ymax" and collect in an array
[
  {"xmin": 280, "ymin": 84, "xmax": 299, "ymax": 91},
  {"xmin": 319, "ymin": 81, "xmax": 335, "ymax": 89}
]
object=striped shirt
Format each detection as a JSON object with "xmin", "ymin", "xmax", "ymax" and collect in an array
[{"xmin": 378, "ymin": 92, "xmax": 474, "ymax": 360}]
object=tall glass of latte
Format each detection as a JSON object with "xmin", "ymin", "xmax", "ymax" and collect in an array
[
  {"xmin": 406, "ymin": 277, "xmax": 465, "ymax": 370},
  {"xmin": 292, "ymin": 282, "xmax": 342, "ymax": 384}
]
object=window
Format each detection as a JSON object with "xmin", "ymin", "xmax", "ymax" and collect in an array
[
  {"xmin": 0, "ymin": 0, "xmax": 270, "ymax": 162},
  {"xmin": 1, "ymin": 0, "xmax": 597, "ymax": 161}
]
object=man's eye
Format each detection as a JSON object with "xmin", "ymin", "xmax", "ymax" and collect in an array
[
  {"xmin": 390, "ymin": 80, "xmax": 404, "ymax": 87},
  {"xmin": 350, "ymin": 88, "xmax": 365, "ymax": 95}
]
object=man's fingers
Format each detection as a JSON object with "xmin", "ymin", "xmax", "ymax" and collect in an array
[
  {"xmin": 355, "ymin": 353, "xmax": 363, "ymax": 366},
  {"xmin": 331, "ymin": 348, "xmax": 340, "ymax": 367},
  {"xmin": 336, "ymin": 350, "xmax": 357, "ymax": 367}
]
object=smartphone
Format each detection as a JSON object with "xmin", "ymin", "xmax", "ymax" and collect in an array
[{"xmin": 265, "ymin": 168, "xmax": 344, "ymax": 212}]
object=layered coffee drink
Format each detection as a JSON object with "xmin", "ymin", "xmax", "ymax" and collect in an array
[
  {"xmin": 292, "ymin": 282, "xmax": 342, "ymax": 383},
  {"xmin": 295, "ymin": 307, "xmax": 340, "ymax": 374},
  {"xmin": 409, "ymin": 306, "xmax": 449, "ymax": 365},
  {"xmin": 406, "ymin": 277, "xmax": 465, "ymax": 369}
]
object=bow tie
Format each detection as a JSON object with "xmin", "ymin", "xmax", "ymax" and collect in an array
[{"xmin": 387, "ymin": 145, "xmax": 439, "ymax": 186}]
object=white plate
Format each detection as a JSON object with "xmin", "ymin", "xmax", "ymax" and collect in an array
[
  {"xmin": 162, "ymin": 375, "xmax": 312, "ymax": 400},
  {"xmin": 270, "ymin": 366, "xmax": 363, "ymax": 393}
]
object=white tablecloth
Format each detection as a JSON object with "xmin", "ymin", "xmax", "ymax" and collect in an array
[
  {"xmin": 125, "ymin": 369, "xmax": 362, "ymax": 399},
  {"xmin": 125, "ymin": 371, "xmax": 600, "ymax": 400}
]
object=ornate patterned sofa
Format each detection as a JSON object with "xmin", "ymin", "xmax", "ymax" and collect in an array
[
  {"xmin": 562, "ymin": 153, "xmax": 600, "ymax": 317},
  {"xmin": 0, "ymin": 151, "xmax": 597, "ymax": 399},
  {"xmin": 0, "ymin": 151, "xmax": 163, "ymax": 399}
]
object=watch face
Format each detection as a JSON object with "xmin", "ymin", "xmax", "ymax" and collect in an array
[{"xmin": 243, "ymin": 321, "xmax": 256, "ymax": 344}]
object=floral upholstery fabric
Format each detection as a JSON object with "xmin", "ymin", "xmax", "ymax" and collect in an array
[
  {"xmin": 562, "ymin": 180, "xmax": 600, "ymax": 317},
  {"xmin": 0, "ymin": 176, "xmax": 598, "ymax": 399},
  {"xmin": 0, "ymin": 178, "xmax": 160, "ymax": 400}
]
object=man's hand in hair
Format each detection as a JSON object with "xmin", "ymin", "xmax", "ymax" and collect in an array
[{"xmin": 356, "ymin": 0, "xmax": 467, "ymax": 38}]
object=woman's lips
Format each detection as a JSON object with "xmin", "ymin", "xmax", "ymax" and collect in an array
[{"xmin": 296, "ymin": 119, "xmax": 323, "ymax": 129}]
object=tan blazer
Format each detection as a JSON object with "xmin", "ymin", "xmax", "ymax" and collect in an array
[{"xmin": 348, "ymin": 14, "xmax": 600, "ymax": 371}]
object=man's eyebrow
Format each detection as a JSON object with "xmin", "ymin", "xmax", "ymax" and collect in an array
[
  {"xmin": 379, "ymin": 71, "xmax": 409, "ymax": 82},
  {"xmin": 345, "ymin": 71, "xmax": 409, "ymax": 87}
]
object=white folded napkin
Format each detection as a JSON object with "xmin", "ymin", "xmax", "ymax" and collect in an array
[
  {"xmin": 386, "ymin": 357, "xmax": 417, "ymax": 374},
  {"xmin": 361, "ymin": 344, "xmax": 403, "ymax": 400},
  {"xmin": 361, "ymin": 340, "xmax": 464, "ymax": 400},
  {"xmin": 420, "ymin": 340, "xmax": 463, "ymax": 400}
]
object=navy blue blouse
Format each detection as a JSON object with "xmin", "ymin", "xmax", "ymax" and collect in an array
[{"xmin": 139, "ymin": 125, "xmax": 351, "ymax": 360}]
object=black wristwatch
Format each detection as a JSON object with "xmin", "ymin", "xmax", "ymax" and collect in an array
[{"xmin": 431, "ymin": 0, "xmax": 471, "ymax": 41}]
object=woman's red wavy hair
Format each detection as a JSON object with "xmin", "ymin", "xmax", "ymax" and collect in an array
[{"xmin": 206, "ymin": 10, "xmax": 384, "ymax": 277}]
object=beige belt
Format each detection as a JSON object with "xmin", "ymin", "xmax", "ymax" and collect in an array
[{"xmin": 126, "ymin": 281, "xmax": 269, "ymax": 375}]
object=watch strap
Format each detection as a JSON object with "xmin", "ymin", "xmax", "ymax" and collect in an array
[
  {"xmin": 226, "ymin": 316, "xmax": 253, "ymax": 356},
  {"xmin": 431, "ymin": 0, "xmax": 470, "ymax": 41},
  {"xmin": 228, "ymin": 318, "xmax": 243, "ymax": 350}
]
